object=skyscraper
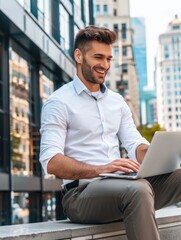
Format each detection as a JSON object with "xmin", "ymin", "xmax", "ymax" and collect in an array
[
  {"xmin": 132, "ymin": 17, "xmax": 157, "ymax": 126},
  {"xmin": 131, "ymin": 17, "xmax": 148, "ymax": 92},
  {"xmin": 156, "ymin": 15, "xmax": 181, "ymax": 131},
  {"xmin": 95, "ymin": 0, "xmax": 140, "ymax": 126}
]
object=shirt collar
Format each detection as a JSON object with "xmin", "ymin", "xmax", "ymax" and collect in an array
[{"xmin": 73, "ymin": 74, "xmax": 108, "ymax": 96}]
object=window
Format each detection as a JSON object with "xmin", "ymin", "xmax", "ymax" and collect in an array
[
  {"xmin": 103, "ymin": 24, "xmax": 108, "ymax": 28},
  {"xmin": 122, "ymin": 46, "xmax": 127, "ymax": 56},
  {"xmin": 167, "ymin": 83, "xmax": 171, "ymax": 89},
  {"xmin": 123, "ymin": 80, "xmax": 128, "ymax": 90},
  {"xmin": 115, "ymin": 63, "xmax": 120, "ymax": 74},
  {"xmin": 33, "ymin": 0, "xmax": 52, "ymax": 34},
  {"xmin": 122, "ymin": 23, "xmax": 127, "ymax": 39},
  {"xmin": 60, "ymin": 4, "xmax": 70, "ymax": 54},
  {"xmin": 0, "ymin": 192, "xmax": 10, "ymax": 225},
  {"xmin": 172, "ymin": 25, "xmax": 180, "ymax": 30},
  {"xmin": 113, "ymin": 9, "xmax": 117, "ymax": 16},
  {"xmin": 0, "ymin": 36, "xmax": 2, "ymax": 109},
  {"xmin": 166, "ymin": 67, "xmax": 170, "ymax": 72},
  {"xmin": 164, "ymin": 45, "xmax": 169, "ymax": 51},
  {"xmin": 11, "ymin": 192, "xmax": 41, "ymax": 224},
  {"xmin": 105, "ymin": 80, "xmax": 110, "ymax": 88},
  {"xmin": 103, "ymin": 4, "xmax": 108, "ymax": 15},
  {"xmin": 122, "ymin": 64, "xmax": 128, "ymax": 73},
  {"xmin": 39, "ymin": 71, "xmax": 54, "ymax": 107},
  {"xmin": 9, "ymin": 49, "xmax": 35, "ymax": 176},
  {"xmin": 113, "ymin": 24, "xmax": 118, "ymax": 35},
  {"xmin": 113, "ymin": 46, "xmax": 119, "ymax": 57},
  {"xmin": 39, "ymin": 69, "xmax": 55, "ymax": 179},
  {"xmin": 74, "ymin": 0, "xmax": 81, "ymax": 19},
  {"xmin": 84, "ymin": 0, "xmax": 90, "ymax": 25},
  {"xmin": 95, "ymin": 4, "xmax": 100, "ymax": 16}
]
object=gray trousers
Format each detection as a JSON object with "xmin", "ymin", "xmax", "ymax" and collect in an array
[{"xmin": 62, "ymin": 169, "xmax": 181, "ymax": 240}]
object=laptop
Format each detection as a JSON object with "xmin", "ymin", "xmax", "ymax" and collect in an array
[{"xmin": 99, "ymin": 131, "xmax": 181, "ymax": 180}]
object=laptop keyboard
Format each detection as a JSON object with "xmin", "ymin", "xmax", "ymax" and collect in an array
[{"xmin": 121, "ymin": 172, "xmax": 137, "ymax": 176}]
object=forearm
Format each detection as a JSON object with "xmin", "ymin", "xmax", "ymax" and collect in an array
[
  {"xmin": 47, "ymin": 153, "xmax": 141, "ymax": 179},
  {"xmin": 136, "ymin": 144, "xmax": 149, "ymax": 164},
  {"xmin": 47, "ymin": 153, "xmax": 102, "ymax": 179}
]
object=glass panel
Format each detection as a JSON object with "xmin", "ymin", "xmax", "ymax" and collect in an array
[
  {"xmin": 11, "ymin": 192, "xmax": 29, "ymax": 224},
  {"xmin": 37, "ymin": 0, "xmax": 45, "ymax": 26},
  {"xmin": 39, "ymin": 70, "xmax": 54, "ymax": 107},
  {"xmin": 37, "ymin": 0, "xmax": 51, "ymax": 34},
  {"xmin": 74, "ymin": 0, "xmax": 81, "ymax": 19},
  {"xmin": 9, "ymin": 49, "xmax": 32, "ymax": 176},
  {"xmin": 42, "ymin": 193, "xmax": 56, "ymax": 221},
  {"xmin": 39, "ymin": 70, "xmax": 54, "ymax": 179},
  {"xmin": 0, "ymin": 36, "xmax": 2, "ymax": 109},
  {"xmin": 60, "ymin": 4, "xmax": 70, "ymax": 54},
  {"xmin": 44, "ymin": 0, "xmax": 51, "ymax": 34},
  {"xmin": 0, "ymin": 112, "xmax": 3, "ymax": 168},
  {"xmin": 0, "ymin": 192, "xmax": 11, "ymax": 225},
  {"xmin": 84, "ymin": 0, "xmax": 90, "ymax": 25}
]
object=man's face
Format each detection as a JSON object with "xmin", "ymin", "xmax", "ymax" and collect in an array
[{"xmin": 75, "ymin": 41, "xmax": 112, "ymax": 88}]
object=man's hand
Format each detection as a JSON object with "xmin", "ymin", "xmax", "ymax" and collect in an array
[{"xmin": 100, "ymin": 158, "xmax": 141, "ymax": 174}]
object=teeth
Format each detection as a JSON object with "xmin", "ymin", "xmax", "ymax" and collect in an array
[{"xmin": 96, "ymin": 70, "xmax": 104, "ymax": 73}]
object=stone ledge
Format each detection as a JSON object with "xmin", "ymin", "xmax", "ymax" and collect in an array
[{"xmin": 0, "ymin": 209, "xmax": 181, "ymax": 240}]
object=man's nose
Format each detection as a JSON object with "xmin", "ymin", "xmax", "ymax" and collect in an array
[{"xmin": 101, "ymin": 59, "xmax": 110, "ymax": 69}]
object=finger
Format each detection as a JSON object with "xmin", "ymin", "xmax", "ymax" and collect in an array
[
  {"xmin": 113, "ymin": 159, "xmax": 140, "ymax": 172},
  {"xmin": 113, "ymin": 159, "xmax": 140, "ymax": 170}
]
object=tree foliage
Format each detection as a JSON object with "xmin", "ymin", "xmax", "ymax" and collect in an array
[{"xmin": 137, "ymin": 123, "xmax": 166, "ymax": 143}]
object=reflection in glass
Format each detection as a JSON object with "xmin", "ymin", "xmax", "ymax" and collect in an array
[
  {"xmin": 42, "ymin": 193, "xmax": 56, "ymax": 221},
  {"xmin": 11, "ymin": 192, "xmax": 29, "ymax": 224},
  {"xmin": 39, "ymin": 70, "xmax": 55, "ymax": 179},
  {"xmin": 9, "ymin": 49, "xmax": 32, "ymax": 176},
  {"xmin": 39, "ymin": 70, "xmax": 54, "ymax": 106}
]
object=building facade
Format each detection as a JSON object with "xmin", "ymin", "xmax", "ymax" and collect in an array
[
  {"xmin": 0, "ymin": 0, "xmax": 94, "ymax": 225},
  {"xmin": 95, "ymin": 0, "xmax": 140, "ymax": 126},
  {"xmin": 156, "ymin": 15, "xmax": 181, "ymax": 131}
]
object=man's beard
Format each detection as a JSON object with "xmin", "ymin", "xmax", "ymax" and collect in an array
[{"xmin": 81, "ymin": 58, "xmax": 107, "ymax": 84}]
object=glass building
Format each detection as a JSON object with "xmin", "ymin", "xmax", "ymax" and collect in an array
[
  {"xmin": 131, "ymin": 17, "xmax": 156, "ymax": 126},
  {"xmin": 0, "ymin": 0, "xmax": 94, "ymax": 225}
]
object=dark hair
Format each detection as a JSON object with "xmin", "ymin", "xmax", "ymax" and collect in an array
[{"xmin": 74, "ymin": 25, "xmax": 117, "ymax": 53}]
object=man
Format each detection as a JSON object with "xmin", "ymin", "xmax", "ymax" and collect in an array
[{"xmin": 40, "ymin": 26, "xmax": 181, "ymax": 240}]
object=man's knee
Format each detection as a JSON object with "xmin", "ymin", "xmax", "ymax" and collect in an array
[{"xmin": 124, "ymin": 179, "xmax": 154, "ymax": 206}]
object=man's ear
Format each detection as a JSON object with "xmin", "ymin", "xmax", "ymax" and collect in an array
[{"xmin": 74, "ymin": 48, "xmax": 82, "ymax": 64}]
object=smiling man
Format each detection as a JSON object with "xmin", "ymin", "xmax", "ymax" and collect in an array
[{"xmin": 40, "ymin": 26, "xmax": 181, "ymax": 240}]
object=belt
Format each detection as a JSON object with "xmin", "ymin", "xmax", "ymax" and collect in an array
[{"xmin": 64, "ymin": 180, "xmax": 79, "ymax": 193}]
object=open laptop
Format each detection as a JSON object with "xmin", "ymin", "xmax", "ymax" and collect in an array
[{"xmin": 99, "ymin": 131, "xmax": 181, "ymax": 180}]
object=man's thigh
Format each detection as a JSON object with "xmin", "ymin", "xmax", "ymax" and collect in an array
[{"xmin": 62, "ymin": 178, "xmax": 153, "ymax": 223}]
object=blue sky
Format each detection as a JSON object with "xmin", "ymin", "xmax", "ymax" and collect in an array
[{"xmin": 130, "ymin": 0, "xmax": 181, "ymax": 88}]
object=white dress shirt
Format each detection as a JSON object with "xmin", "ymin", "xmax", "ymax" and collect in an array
[{"xmin": 40, "ymin": 75, "xmax": 149, "ymax": 184}]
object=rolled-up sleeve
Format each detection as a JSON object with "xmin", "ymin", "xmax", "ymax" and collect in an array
[
  {"xmin": 39, "ymin": 98, "xmax": 68, "ymax": 174},
  {"xmin": 118, "ymin": 101, "xmax": 150, "ymax": 161}
]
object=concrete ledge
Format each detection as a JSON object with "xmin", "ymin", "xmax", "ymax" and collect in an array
[{"xmin": 0, "ymin": 208, "xmax": 181, "ymax": 240}]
